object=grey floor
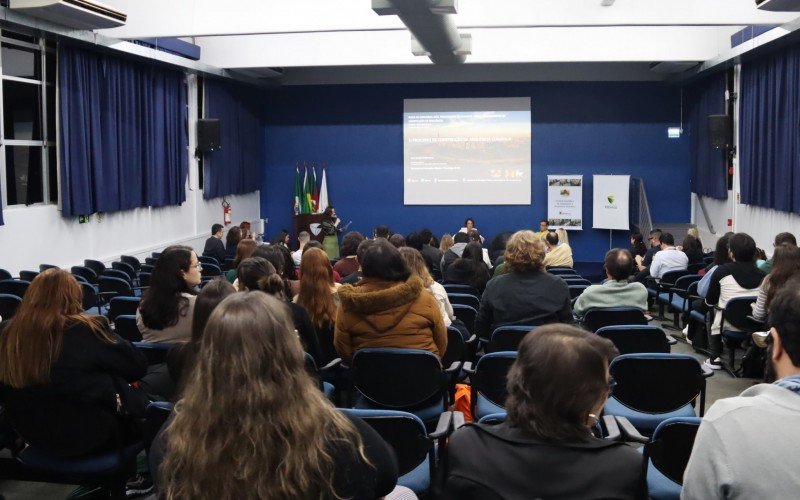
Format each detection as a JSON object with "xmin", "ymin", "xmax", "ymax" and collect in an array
[{"xmin": 0, "ymin": 340, "xmax": 760, "ymax": 500}]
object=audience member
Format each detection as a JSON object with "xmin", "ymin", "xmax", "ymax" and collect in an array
[
  {"xmin": 466, "ymin": 229, "xmax": 493, "ymax": 267},
  {"xmin": 445, "ymin": 324, "xmax": 644, "ymax": 499},
  {"xmin": 297, "ymin": 248, "xmax": 341, "ymax": 364},
  {"xmin": 444, "ymin": 241, "xmax": 491, "ymax": 293},
  {"xmin": 703, "ymin": 233, "xmax": 766, "ymax": 370},
  {"xmin": 634, "ymin": 229, "xmax": 662, "ymax": 277},
  {"xmin": 649, "ymin": 232, "xmax": 688, "ymax": 279},
  {"xmin": 238, "ymin": 257, "xmax": 322, "ymax": 363},
  {"xmin": 137, "ymin": 246, "xmax": 199, "ymax": 343},
  {"xmin": 292, "ymin": 231, "xmax": 310, "ymax": 266},
  {"xmin": 682, "ymin": 235, "xmax": 732, "ymax": 343},
  {"xmin": 0, "ymin": 269, "xmax": 148, "ymax": 458},
  {"xmin": 238, "ymin": 220, "xmax": 253, "ymax": 240},
  {"xmin": 271, "ymin": 229, "xmax": 291, "ymax": 249},
  {"xmin": 439, "ymin": 233, "xmax": 454, "ymax": 254},
  {"xmin": 542, "ymin": 231, "xmax": 574, "ymax": 268},
  {"xmin": 758, "ymin": 232, "xmax": 797, "ymax": 273},
  {"xmin": 752, "ymin": 243, "xmax": 800, "ymax": 324},
  {"xmin": 202, "ymin": 223, "xmax": 226, "ymax": 264},
  {"xmin": 420, "ymin": 228, "xmax": 444, "ymax": 279},
  {"xmin": 252, "ymin": 245, "xmax": 298, "ymax": 304},
  {"xmin": 681, "ymin": 234, "xmax": 704, "ymax": 265},
  {"xmin": 687, "ymin": 226, "xmax": 703, "ymax": 250},
  {"xmin": 388, "ymin": 233, "xmax": 406, "ymax": 248},
  {"xmin": 630, "ymin": 232, "xmax": 647, "ymax": 259},
  {"xmin": 574, "ymin": 249, "xmax": 648, "ymax": 316},
  {"xmin": 475, "ymin": 230, "xmax": 573, "ymax": 341},
  {"xmin": 534, "ymin": 219, "xmax": 549, "ymax": 240},
  {"xmin": 334, "ymin": 239, "xmax": 446, "ymax": 362},
  {"xmin": 153, "ymin": 292, "xmax": 398, "ymax": 498},
  {"xmin": 340, "ymin": 239, "xmax": 375, "ymax": 285},
  {"xmin": 225, "ymin": 238, "xmax": 256, "ymax": 284},
  {"xmin": 488, "ymin": 231, "xmax": 513, "ymax": 266},
  {"xmin": 334, "ymin": 231, "xmax": 364, "ymax": 278},
  {"xmin": 224, "ymin": 226, "xmax": 242, "ymax": 259},
  {"xmin": 374, "ymin": 225, "xmax": 391, "ymax": 239},
  {"xmin": 682, "ymin": 283, "xmax": 800, "ymax": 499},
  {"xmin": 167, "ymin": 279, "xmax": 235, "ymax": 395},
  {"xmin": 399, "ymin": 247, "xmax": 455, "ymax": 329},
  {"xmin": 441, "ymin": 231, "xmax": 470, "ymax": 274}
]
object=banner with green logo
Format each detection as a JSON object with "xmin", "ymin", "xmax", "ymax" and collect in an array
[{"xmin": 592, "ymin": 174, "xmax": 630, "ymax": 230}]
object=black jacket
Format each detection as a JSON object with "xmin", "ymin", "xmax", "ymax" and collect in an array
[
  {"xmin": 202, "ymin": 236, "xmax": 226, "ymax": 264},
  {"xmin": 705, "ymin": 261, "xmax": 766, "ymax": 306},
  {"xmin": 444, "ymin": 422, "xmax": 646, "ymax": 500},
  {"xmin": 422, "ymin": 244, "xmax": 444, "ymax": 279},
  {"xmin": 444, "ymin": 259, "xmax": 490, "ymax": 294},
  {"xmin": 0, "ymin": 321, "xmax": 147, "ymax": 457},
  {"xmin": 475, "ymin": 270, "xmax": 573, "ymax": 340}
]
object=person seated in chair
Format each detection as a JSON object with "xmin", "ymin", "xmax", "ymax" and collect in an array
[
  {"xmin": 202, "ymin": 223, "xmax": 226, "ymax": 264},
  {"xmin": 334, "ymin": 239, "xmax": 446, "ymax": 363},
  {"xmin": 683, "ymin": 282, "xmax": 800, "ymax": 499},
  {"xmin": 574, "ymin": 248, "xmax": 648, "ymax": 317},
  {"xmin": 648, "ymin": 232, "xmax": 688, "ymax": 280},
  {"xmin": 542, "ymin": 231, "xmax": 574, "ymax": 268},
  {"xmin": 758, "ymin": 231, "xmax": 797, "ymax": 274},
  {"xmin": 702, "ymin": 232, "xmax": 766, "ymax": 371},
  {"xmin": 444, "ymin": 324, "xmax": 645, "ymax": 499}
]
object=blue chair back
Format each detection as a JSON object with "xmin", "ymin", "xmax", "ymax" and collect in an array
[
  {"xmin": 582, "ymin": 306, "xmax": 647, "ymax": 332},
  {"xmin": 99, "ymin": 276, "xmax": 134, "ymax": 298},
  {"xmin": 596, "ymin": 325, "xmax": 671, "ymax": 355},
  {"xmin": 477, "ymin": 412, "xmax": 507, "ymax": 425},
  {"xmin": 548, "ymin": 268, "xmax": 577, "ymax": 276},
  {"xmin": 0, "ymin": 279, "xmax": 30, "ymax": 299},
  {"xmin": 144, "ymin": 402, "xmax": 173, "ymax": 452},
  {"xmin": 112, "ymin": 261, "xmax": 137, "ymax": 282},
  {"xmin": 18, "ymin": 271, "xmax": 38, "ymax": 282},
  {"xmin": 452, "ymin": 304, "xmax": 477, "ymax": 337},
  {"xmin": 442, "ymin": 326, "xmax": 467, "ymax": 368},
  {"xmin": 199, "ymin": 255, "xmax": 219, "ymax": 267},
  {"xmin": 645, "ymin": 417, "xmax": 702, "ymax": 486},
  {"xmin": 471, "ymin": 352, "xmax": 517, "ymax": 416},
  {"xmin": 133, "ymin": 341, "xmax": 174, "ymax": 364},
  {"xmin": 352, "ymin": 348, "xmax": 447, "ymax": 410},
  {"xmin": 120, "ymin": 255, "xmax": 141, "ymax": 272},
  {"xmin": 609, "ymin": 353, "xmax": 707, "ymax": 416},
  {"xmin": 0, "ymin": 268, "xmax": 11, "ymax": 281},
  {"xmin": 80, "ymin": 283, "xmax": 101, "ymax": 314},
  {"xmin": 201, "ymin": 263, "xmax": 222, "ymax": 278},
  {"xmin": 108, "ymin": 297, "xmax": 141, "ymax": 322},
  {"xmin": 71, "ymin": 266, "xmax": 98, "ymax": 284},
  {"xmin": 0, "ymin": 293, "xmax": 22, "ymax": 320},
  {"xmin": 102, "ymin": 269, "xmax": 131, "ymax": 285},
  {"xmin": 39, "ymin": 264, "xmax": 59, "ymax": 272},
  {"xmin": 447, "ymin": 293, "xmax": 480, "ymax": 310},
  {"xmin": 144, "ymin": 257, "xmax": 159, "ymax": 266},
  {"xmin": 114, "ymin": 315, "xmax": 142, "ymax": 342},
  {"xmin": 687, "ymin": 262, "xmax": 705, "ymax": 274},
  {"xmin": 83, "ymin": 259, "xmax": 106, "ymax": 277},
  {"xmin": 568, "ymin": 284, "xmax": 589, "ymax": 300},
  {"xmin": 487, "ymin": 325, "xmax": 535, "ymax": 353},
  {"xmin": 720, "ymin": 296, "xmax": 758, "ymax": 332},
  {"xmin": 443, "ymin": 283, "xmax": 480, "ymax": 297},
  {"xmin": 139, "ymin": 272, "xmax": 152, "ymax": 287},
  {"xmin": 564, "ymin": 278, "xmax": 592, "ymax": 286},
  {"xmin": 151, "ymin": 252, "xmax": 162, "ymax": 259}
]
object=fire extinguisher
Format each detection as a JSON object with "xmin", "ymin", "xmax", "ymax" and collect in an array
[{"xmin": 222, "ymin": 199, "xmax": 232, "ymax": 225}]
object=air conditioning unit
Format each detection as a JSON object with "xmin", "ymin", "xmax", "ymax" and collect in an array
[
  {"xmin": 756, "ymin": 0, "xmax": 800, "ymax": 11},
  {"xmin": 10, "ymin": 0, "xmax": 127, "ymax": 30}
]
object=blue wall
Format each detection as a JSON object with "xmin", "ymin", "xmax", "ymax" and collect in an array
[{"xmin": 262, "ymin": 81, "xmax": 691, "ymax": 263}]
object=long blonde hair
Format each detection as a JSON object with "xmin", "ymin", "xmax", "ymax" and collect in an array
[
  {"xmin": 0, "ymin": 269, "xmax": 111, "ymax": 388},
  {"xmin": 161, "ymin": 292, "xmax": 367, "ymax": 499},
  {"xmin": 399, "ymin": 247, "xmax": 434, "ymax": 287}
]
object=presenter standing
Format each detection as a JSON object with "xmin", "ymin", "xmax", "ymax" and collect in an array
[{"xmin": 321, "ymin": 206, "xmax": 343, "ymax": 259}]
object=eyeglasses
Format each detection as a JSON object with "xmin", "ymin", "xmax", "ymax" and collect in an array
[
  {"xmin": 193, "ymin": 263, "xmax": 203, "ymax": 270},
  {"xmin": 606, "ymin": 376, "xmax": 617, "ymax": 395}
]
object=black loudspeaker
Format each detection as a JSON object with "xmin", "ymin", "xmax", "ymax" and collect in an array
[
  {"xmin": 708, "ymin": 114, "xmax": 732, "ymax": 149},
  {"xmin": 197, "ymin": 119, "xmax": 220, "ymax": 152}
]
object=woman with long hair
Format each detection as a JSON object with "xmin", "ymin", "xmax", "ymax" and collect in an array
[
  {"xmin": 440, "ymin": 233, "xmax": 455, "ymax": 254},
  {"xmin": 153, "ymin": 292, "xmax": 398, "ymax": 498},
  {"xmin": 296, "ymin": 247, "xmax": 340, "ymax": 364},
  {"xmin": 252, "ymin": 244, "xmax": 296, "ymax": 298},
  {"xmin": 630, "ymin": 232, "xmax": 647, "ymax": 259},
  {"xmin": 681, "ymin": 234, "xmax": 704, "ymax": 265},
  {"xmin": 167, "ymin": 279, "xmax": 236, "ymax": 394},
  {"xmin": 225, "ymin": 238, "xmax": 257, "ymax": 284},
  {"xmin": 445, "ymin": 324, "xmax": 644, "ymax": 498},
  {"xmin": 321, "ymin": 206, "xmax": 344, "ymax": 259},
  {"xmin": 752, "ymin": 243, "xmax": 800, "ymax": 322},
  {"xmin": 238, "ymin": 220, "xmax": 253, "ymax": 240},
  {"xmin": 399, "ymin": 247, "xmax": 455, "ymax": 328},
  {"xmin": 137, "ymin": 246, "xmax": 200, "ymax": 343},
  {"xmin": 444, "ymin": 241, "xmax": 491, "ymax": 293},
  {"xmin": 0, "ymin": 269, "xmax": 147, "ymax": 457},
  {"xmin": 238, "ymin": 257, "xmax": 323, "ymax": 364},
  {"xmin": 225, "ymin": 226, "xmax": 242, "ymax": 259}
]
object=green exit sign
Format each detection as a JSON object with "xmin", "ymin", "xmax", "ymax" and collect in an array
[{"xmin": 78, "ymin": 215, "xmax": 89, "ymax": 224}]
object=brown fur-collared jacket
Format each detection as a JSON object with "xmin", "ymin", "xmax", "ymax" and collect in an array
[{"xmin": 334, "ymin": 276, "xmax": 447, "ymax": 362}]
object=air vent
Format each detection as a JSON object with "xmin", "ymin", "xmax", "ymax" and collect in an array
[{"xmin": 10, "ymin": 0, "xmax": 127, "ymax": 30}]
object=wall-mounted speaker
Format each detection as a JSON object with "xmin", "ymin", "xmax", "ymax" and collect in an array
[
  {"xmin": 197, "ymin": 119, "xmax": 220, "ymax": 152},
  {"xmin": 708, "ymin": 114, "xmax": 732, "ymax": 149}
]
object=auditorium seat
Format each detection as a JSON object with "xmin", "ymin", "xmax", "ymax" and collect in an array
[
  {"xmin": 133, "ymin": 341, "xmax": 174, "ymax": 364},
  {"xmin": 452, "ymin": 304, "xmax": 478, "ymax": 338},
  {"xmin": 465, "ymin": 351, "xmax": 516, "ymax": 421},
  {"xmin": 113, "ymin": 316, "xmax": 141, "ymax": 342},
  {"xmin": 485, "ymin": 325, "xmax": 536, "ymax": 353},
  {"xmin": 71, "ymin": 266, "xmax": 98, "ymax": 284},
  {"xmin": 304, "ymin": 352, "xmax": 337, "ymax": 400},
  {"xmin": 0, "ymin": 279, "xmax": 30, "ymax": 299},
  {"xmin": 108, "ymin": 297, "xmax": 141, "ymax": 323},
  {"xmin": 18, "ymin": 271, "xmax": 38, "ymax": 282},
  {"xmin": 119, "ymin": 255, "xmax": 141, "ymax": 272},
  {"xmin": 595, "ymin": 325, "xmax": 675, "ymax": 355},
  {"xmin": 602, "ymin": 353, "xmax": 712, "ymax": 434},
  {"xmin": 0, "ymin": 293, "xmax": 22, "ymax": 320},
  {"xmin": 84, "ymin": 260, "xmax": 106, "ymax": 278},
  {"xmin": 443, "ymin": 283, "xmax": 480, "ymax": 297},
  {"xmin": 640, "ymin": 417, "xmax": 702, "ymax": 500},
  {"xmin": 716, "ymin": 295, "xmax": 760, "ymax": 377},
  {"xmin": 582, "ymin": 307, "xmax": 648, "ymax": 332},
  {"xmin": 656, "ymin": 275, "xmax": 701, "ymax": 324},
  {"xmin": 447, "ymin": 292, "xmax": 480, "ymax": 310},
  {"xmin": 0, "ymin": 268, "xmax": 11, "ymax": 281}
]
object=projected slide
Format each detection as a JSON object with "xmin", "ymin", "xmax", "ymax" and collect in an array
[{"xmin": 404, "ymin": 97, "xmax": 531, "ymax": 205}]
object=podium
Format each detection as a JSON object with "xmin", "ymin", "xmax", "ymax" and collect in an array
[{"xmin": 293, "ymin": 214, "xmax": 326, "ymax": 243}]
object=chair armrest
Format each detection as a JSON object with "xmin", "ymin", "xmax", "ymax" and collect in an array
[
  {"xmin": 462, "ymin": 362, "xmax": 475, "ymax": 375},
  {"xmin": 445, "ymin": 361, "xmax": 463, "ymax": 374},
  {"xmin": 319, "ymin": 358, "xmax": 342, "ymax": 371},
  {"xmin": 453, "ymin": 411, "xmax": 466, "ymax": 430},
  {"xmin": 98, "ymin": 292, "xmax": 119, "ymax": 298},
  {"xmin": 614, "ymin": 416, "xmax": 649, "ymax": 444},
  {"xmin": 701, "ymin": 364, "xmax": 715, "ymax": 378},
  {"xmin": 465, "ymin": 334, "xmax": 478, "ymax": 345},
  {"xmin": 429, "ymin": 411, "xmax": 454, "ymax": 440},
  {"xmin": 665, "ymin": 334, "xmax": 678, "ymax": 345},
  {"xmin": 746, "ymin": 315, "xmax": 767, "ymax": 330},
  {"xmin": 602, "ymin": 415, "xmax": 621, "ymax": 441}
]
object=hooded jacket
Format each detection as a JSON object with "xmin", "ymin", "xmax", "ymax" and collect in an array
[{"xmin": 334, "ymin": 276, "xmax": 447, "ymax": 362}]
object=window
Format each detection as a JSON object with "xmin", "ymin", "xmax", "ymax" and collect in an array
[{"xmin": 0, "ymin": 30, "xmax": 57, "ymax": 207}]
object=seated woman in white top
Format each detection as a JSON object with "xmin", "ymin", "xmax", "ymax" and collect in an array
[
  {"xmin": 399, "ymin": 247, "xmax": 454, "ymax": 327},
  {"xmin": 137, "ymin": 245, "xmax": 200, "ymax": 343}
]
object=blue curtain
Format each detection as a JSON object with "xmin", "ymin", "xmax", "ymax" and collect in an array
[
  {"xmin": 203, "ymin": 79, "xmax": 262, "ymax": 199},
  {"xmin": 684, "ymin": 73, "xmax": 728, "ymax": 200},
  {"xmin": 740, "ymin": 44, "xmax": 800, "ymax": 212},
  {"xmin": 59, "ymin": 45, "xmax": 188, "ymax": 216}
]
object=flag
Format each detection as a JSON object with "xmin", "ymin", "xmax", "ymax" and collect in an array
[
  {"xmin": 311, "ymin": 166, "xmax": 320, "ymax": 213},
  {"xmin": 304, "ymin": 166, "xmax": 315, "ymax": 214},
  {"xmin": 293, "ymin": 166, "xmax": 302, "ymax": 215},
  {"xmin": 318, "ymin": 166, "xmax": 329, "ymax": 213},
  {"xmin": 301, "ymin": 166, "xmax": 311, "ymax": 214}
]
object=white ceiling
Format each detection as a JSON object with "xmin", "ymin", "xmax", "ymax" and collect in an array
[{"xmin": 96, "ymin": 0, "xmax": 800, "ymax": 83}]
